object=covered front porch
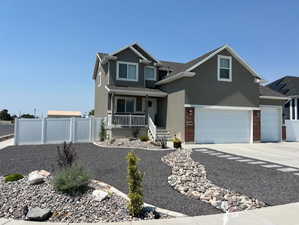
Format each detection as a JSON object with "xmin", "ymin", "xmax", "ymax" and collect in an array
[{"xmin": 105, "ymin": 85, "xmax": 167, "ymax": 130}]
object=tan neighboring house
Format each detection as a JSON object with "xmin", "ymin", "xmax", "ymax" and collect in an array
[
  {"xmin": 92, "ymin": 42, "xmax": 288, "ymax": 143},
  {"xmin": 47, "ymin": 110, "xmax": 82, "ymax": 118}
]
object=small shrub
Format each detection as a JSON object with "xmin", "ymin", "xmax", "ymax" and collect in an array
[
  {"xmin": 57, "ymin": 142, "xmax": 77, "ymax": 168},
  {"xmin": 4, "ymin": 173, "xmax": 24, "ymax": 182},
  {"xmin": 53, "ymin": 164, "xmax": 90, "ymax": 196},
  {"xmin": 100, "ymin": 119, "xmax": 107, "ymax": 141},
  {"xmin": 127, "ymin": 152, "xmax": 143, "ymax": 216},
  {"xmin": 139, "ymin": 135, "xmax": 149, "ymax": 142},
  {"xmin": 173, "ymin": 136, "xmax": 182, "ymax": 149},
  {"xmin": 132, "ymin": 128, "xmax": 140, "ymax": 138}
]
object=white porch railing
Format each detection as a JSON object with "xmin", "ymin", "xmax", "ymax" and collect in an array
[
  {"xmin": 148, "ymin": 116, "xmax": 157, "ymax": 141},
  {"xmin": 107, "ymin": 114, "xmax": 146, "ymax": 127}
]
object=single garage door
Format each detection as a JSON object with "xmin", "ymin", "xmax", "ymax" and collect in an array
[
  {"xmin": 195, "ymin": 108, "xmax": 251, "ymax": 144},
  {"xmin": 261, "ymin": 106, "xmax": 281, "ymax": 142}
]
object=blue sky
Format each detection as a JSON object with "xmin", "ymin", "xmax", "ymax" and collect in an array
[{"xmin": 0, "ymin": 0, "xmax": 298, "ymax": 116}]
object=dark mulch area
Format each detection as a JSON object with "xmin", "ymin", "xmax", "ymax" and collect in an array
[
  {"xmin": 0, "ymin": 124, "xmax": 14, "ymax": 137},
  {"xmin": 192, "ymin": 149, "xmax": 299, "ymax": 206},
  {"xmin": 0, "ymin": 143, "xmax": 220, "ymax": 216}
]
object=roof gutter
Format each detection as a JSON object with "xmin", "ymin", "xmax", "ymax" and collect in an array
[
  {"xmin": 259, "ymin": 96, "xmax": 290, "ymax": 100},
  {"xmin": 156, "ymin": 71, "xmax": 196, "ymax": 85},
  {"xmin": 105, "ymin": 86, "xmax": 167, "ymax": 97}
]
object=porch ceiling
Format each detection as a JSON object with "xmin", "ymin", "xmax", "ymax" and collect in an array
[{"xmin": 105, "ymin": 85, "xmax": 167, "ymax": 97}]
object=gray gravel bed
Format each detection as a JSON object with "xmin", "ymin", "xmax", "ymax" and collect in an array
[
  {"xmin": 0, "ymin": 176, "xmax": 168, "ymax": 223},
  {"xmin": 0, "ymin": 124, "xmax": 14, "ymax": 137},
  {"xmin": 192, "ymin": 149, "xmax": 299, "ymax": 206},
  {"xmin": 0, "ymin": 143, "xmax": 220, "ymax": 216}
]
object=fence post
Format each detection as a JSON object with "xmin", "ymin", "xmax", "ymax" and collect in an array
[
  {"xmin": 14, "ymin": 118, "xmax": 18, "ymax": 145},
  {"xmin": 41, "ymin": 118, "xmax": 47, "ymax": 144}
]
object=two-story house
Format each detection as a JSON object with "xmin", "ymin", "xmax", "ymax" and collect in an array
[{"xmin": 93, "ymin": 43, "xmax": 288, "ymax": 144}]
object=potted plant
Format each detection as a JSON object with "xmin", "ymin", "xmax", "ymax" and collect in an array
[{"xmin": 173, "ymin": 135, "xmax": 182, "ymax": 149}]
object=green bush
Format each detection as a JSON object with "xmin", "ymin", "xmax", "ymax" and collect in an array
[
  {"xmin": 53, "ymin": 164, "xmax": 90, "ymax": 196},
  {"xmin": 4, "ymin": 173, "xmax": 24, "ymax": 182},
  {"xmin": 127, "ymin": 152, "xmax": 143, "ymax": 216},
  {"xmin": 139, "ymin": 135, "xmax": 149, "ymax": 142}
]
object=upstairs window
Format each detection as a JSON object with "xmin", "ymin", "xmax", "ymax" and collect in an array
[
  {"xmin": 217, "ymin": 55, "xmax": 232, "ymax": 82},
  {"xmin": 144, "ymin": 66, "xmax": 156, "ymax": 80},
  {"xmin": 117, "ymin": 61, "xmax": 138, "ymax": 81}
]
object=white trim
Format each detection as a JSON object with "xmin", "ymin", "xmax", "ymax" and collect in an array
[
  {"xmin": 134, "ymin": 42, "xmax": 161, "ymax": 63},
  {"xmin": 295, "ymin": 98, "xmax": 298, "ymax": 120},
  {"xmin": 156, "ymin": 71, "xmax": 195, "ymax": 85},
  {"xmin": 144, "ymin": 65, "xmax": 157, "ymax": 81},
  {"xmin": 217, "ymin": 55, "xmax": 232, "ymax": 82},
  {"xmin": 129, "ymin": 46, "xmax": 148, "ymax": 60},
  {"xmin": 116, "ymin": 61, "xmax": 139, "ymax": 82},
  {"xmin": 259, "ymin": 96, "xmax": 290, "ymax": 100},
  {"xmin": 186, "ymin": 44, "xmax": 262, "ymax": 79},
  {"xmin": 184, "ymin": 104, "xmax": 260, "ymax": 111},
  {"xmin": 105, "ymin": 85, "xmax": 167, "ymax": 97},
  {"xmin": 290, "ymin": 99, "xmax": 293, "ymax": 120},
  {"xmin": 97, "ymin": 71, "xmax": 102, "ymax": 87}
]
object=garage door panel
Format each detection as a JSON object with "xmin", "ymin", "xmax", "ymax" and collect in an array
[
  {"xmin": 196, "ymin": 109, "xmax": 251, "ymax": 144},
  {"xmin": 261, "ymin": 107, "xmax": 281, "ymax": 142}
]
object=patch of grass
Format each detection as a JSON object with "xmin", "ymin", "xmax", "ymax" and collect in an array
[
  {"xmin": 53, "ymin": 164, "xmax": 90, "ymax": 196},
  {"xmin": 4, "ymin": 173, "xmax": 24, "ymax": 182}
]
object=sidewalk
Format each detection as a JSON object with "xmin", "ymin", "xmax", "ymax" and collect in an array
[
  {"xmin": 1, "ymin": 202, "xmax": 299, "ymax": 225},
  {"xmin": 0, "ymin": 138, "xmax": 14, "ymax": 150}
]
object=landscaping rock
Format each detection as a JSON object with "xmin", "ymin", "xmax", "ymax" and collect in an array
[
  {"xmin": 38, "ymin": 170, "xmax": 51, "ymax": 177},
  {"xmin": 92, "ymin": 189, "xmax": 109, "ymax": 202},
  {"xmin": 161, "ymin": 149, "xmax": 266, "ymax": 212},
  {"xmin": 28, "ymin": 171, "xmax": 45, "ymax": 185},
  {"xmin": 26, "ymin": 207, "xmax": 52, "ymax": 221}
]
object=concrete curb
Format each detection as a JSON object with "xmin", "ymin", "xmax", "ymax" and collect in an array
[
  {"xmin": 0, "ymin": 134, "xmax": 14, "ymax": 142},
  {"xmin": 93, "ymin": 142, "xmax": 175, "ymax": 152}
]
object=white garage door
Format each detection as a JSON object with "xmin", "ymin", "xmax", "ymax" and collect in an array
[
  {"xmin": 195, "ymin": 108, "xmax": 251, "ymax": 144},
  {"xmin": 261, "ymin": 106, "xmax": 281, "ymax": 142}
]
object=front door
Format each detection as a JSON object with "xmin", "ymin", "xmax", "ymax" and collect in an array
[{"xmin": 148, "ymin": 98, "xmax": 157, "ymax": 122}]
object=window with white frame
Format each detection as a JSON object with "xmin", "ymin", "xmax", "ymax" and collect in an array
[
  {"xmin": 117, "ymin": 61, "xmax": 138, "ymax": 81},
  {"xmin": 217, "ymin": 55, "xmax": 232, "ymax": 81},
  {"xmin": 116, "ymin": 97, "xmax": 135, "ymax": 113},
  {"xmin": 144, "ymin": 66, "xmax": 156, "ymax": 80}
]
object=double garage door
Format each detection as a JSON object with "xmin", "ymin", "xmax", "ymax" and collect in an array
[{"xmin": 195, "ymin": 107, "xmax": 281, "ymax": 144}]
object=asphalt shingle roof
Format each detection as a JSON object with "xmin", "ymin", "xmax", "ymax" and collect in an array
[
  {"xmin": 259, "ymin": 85, "xmax": 287, "ymax": 97},
  {"xmin": 267, "ymin": 76, "xmax": 299, "ymax": 96}
]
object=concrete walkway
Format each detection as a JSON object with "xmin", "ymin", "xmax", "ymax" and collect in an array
[
  {"xmin": 1, "ymin": 202, "xmax": 299, "ymax": 224},
  {"xmin": 0, "ymin": 138, "xmax": 13, "ymax": 150},
  {"xmin": 185, "ymin": 142, "xmax": 299, "ymax": 168}
]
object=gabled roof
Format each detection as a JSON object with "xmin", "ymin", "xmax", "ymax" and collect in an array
[
  {"xmin": 267, "ymin": 76, "xmax": 299, "ymax": 96},
  {"xmin": 259, "ymin": 85, "xmax": 288, "ymax": 99},
  {"xmin": 156, "ymin": 44, "xmax": 262, "ymax": 85}
]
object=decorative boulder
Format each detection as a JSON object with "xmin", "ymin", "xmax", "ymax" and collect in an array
[
  {"xmin": 28, "ymin": 171, "xmax": 45, "ymax": 185},
  {"xmin": 92, "ymin": 190, "xmax": 109, "ymax": 202},
  {"xmin": 38, "ymin": 170, "xmax": 51, "ymax": 177},
  {"xmin": 26, "ymin": 207, "xmax": 52, "ymax": 221}
]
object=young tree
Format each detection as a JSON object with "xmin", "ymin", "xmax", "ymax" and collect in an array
[
  {"xmin": 127, "ymin": 152, "xmax": 143, "ymax": 216},
  {"xmin": 0, "ymin": 109, "xmax": 11, "ymax": 121}
]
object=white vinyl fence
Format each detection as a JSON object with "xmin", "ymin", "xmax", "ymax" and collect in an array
[
  {"xmin": 285, "ymin": 120, "xmax": 299, "ymax": 142},
  {"xmin": 14, "ymin": 117, "xmax": 103, "ymax": 145}
]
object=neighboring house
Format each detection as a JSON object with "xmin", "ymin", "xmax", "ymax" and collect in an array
[
  {"xmin": 267, "ymin": 76, "xmax": 299, "ymax": 122},
  {"xmin": 93, "ymin": 42, "xmax": 288, "ymax": 143},
  {"xmin": 47, "ymin": 110, "xmax": 82, "ymax": 118}
]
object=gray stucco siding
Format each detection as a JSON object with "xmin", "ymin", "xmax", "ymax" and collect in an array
[
  {"xmin": 94, "ymin": 64, "xmax": 108, "ymax": 117},
  {"xmin": 160, "ymin": 49, "xmax": 259, "ymax": 107}
]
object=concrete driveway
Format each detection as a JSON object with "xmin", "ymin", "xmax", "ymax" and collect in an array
[{"xmin": 185, "ymin": 142, "xmax": 299, "ymax": 168}]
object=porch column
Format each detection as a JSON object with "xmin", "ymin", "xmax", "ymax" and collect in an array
[
  {"xmin": 111, "ymin": 93, "xmax": 114, "ymax": 115},
  {"xmin": 295, "ymin": 98, "xmax": 298, "ymax": 120},
  {"xmin": 290, "ymin": 99, "xmax": 293, "ymax": 120},
  {"xmin": 145, "ymin": 95, "xmax": 149, "ymax": 125}
]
